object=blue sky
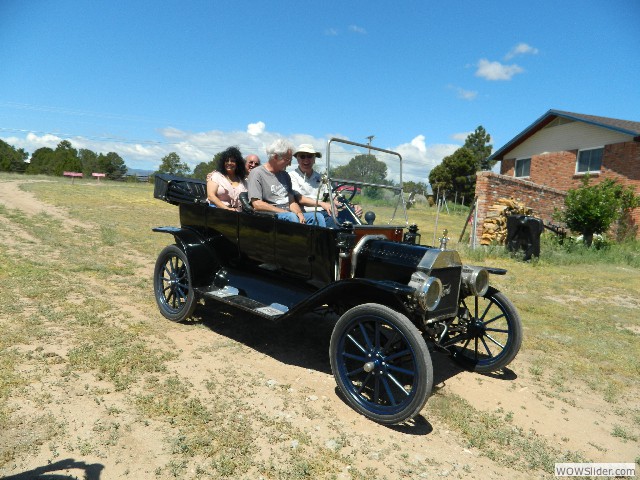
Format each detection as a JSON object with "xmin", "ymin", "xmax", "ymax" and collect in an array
[{"xmin": 1, "ymin": 0, "xmax": 638, "ymax": 180}]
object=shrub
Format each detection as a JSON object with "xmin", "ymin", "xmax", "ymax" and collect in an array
[{"xmin": 554, "ymin": 176, "xmax": 639, "ymax": 246}]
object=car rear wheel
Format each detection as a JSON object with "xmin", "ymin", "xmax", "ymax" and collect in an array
[
  {"xmin": 330, "ymin": 303, "xmax": 433, "ymax": 425},
  {"xmin": 154, "ymin": 245, "xmax": 196, "ymax": 322},
  {"xmin": 448, "ymin": 287, "xmax": 522, "ymax": 373}
]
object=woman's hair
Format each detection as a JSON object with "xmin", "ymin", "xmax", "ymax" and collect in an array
[
  {"xmin": 216, "ymin": 146, "xmax": 247, "ymax": 178},
  {"xmin": 266, "ymin": 138, "xmax": 294, "ymax": 160}
]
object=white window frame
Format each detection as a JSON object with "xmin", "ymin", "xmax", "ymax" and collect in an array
[
  {"xmin": 576, "ymin": 147, "xmax": 603, "ymax": 174},
  {"xmin": 515, "ymin": 157, "xmax": 531, "ymax": 178}
]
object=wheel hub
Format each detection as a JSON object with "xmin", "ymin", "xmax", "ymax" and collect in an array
[
  {"xmin": 468, "ymin": 319, "xmax": 486, "ymax": 337},
  {"xmin": 363, "ymin": 350, "xmax": 387, "ymax": 375}
]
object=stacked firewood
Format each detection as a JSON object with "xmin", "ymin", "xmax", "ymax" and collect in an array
[{"xmin": 480, "ymin": 198, "xmax": 534, "ymax": 245}]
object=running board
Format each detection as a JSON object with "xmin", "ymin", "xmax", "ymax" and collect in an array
[{"xmin": 194, "ymin": 285, "xmax": 289, "ymax": 320}]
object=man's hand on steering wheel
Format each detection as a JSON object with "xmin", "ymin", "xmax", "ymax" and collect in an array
[{"xmin": 334, "ymin": 195, "xmax": 363, "ymax": 217}]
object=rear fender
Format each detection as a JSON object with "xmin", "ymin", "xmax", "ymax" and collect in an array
[{"xmin": 153, "ymin": 226, "xmax": 219, "ymax": 286}]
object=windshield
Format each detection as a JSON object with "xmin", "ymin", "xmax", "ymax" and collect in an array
[{"xmin": 323, "ymin": 138, "xmax": 408, "ymax": 227}]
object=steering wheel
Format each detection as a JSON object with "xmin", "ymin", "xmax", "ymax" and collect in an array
[
  {"xmin": 332, "ymin": 182, "xmax": 362, "ymax": 225},
  {"xmin": 333, "ymin": 182, "xmax": 358, "ymax": 204}
]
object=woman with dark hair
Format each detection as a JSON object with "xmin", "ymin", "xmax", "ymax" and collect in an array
[{"xmin": 206, "ymin": 146, "xmax": 248, "ymax": 210}]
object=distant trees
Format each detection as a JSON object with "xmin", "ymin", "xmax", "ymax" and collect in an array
[
  {"xmin": 192, "ymin": 152, "xmax": 222, "ymax": 181},
  {"xmin": 331, "ymin": 154, "xmax": 388, "ymax": 184},
  {"xmin": 403, "ymin": 180, "xmax": 429, "ymax": 195},
  {"xmin": 428, "ymin": 126, "xmax": 493, "ymax": 205},
  {"xmin": 157, "ymin": 152, "xmax": 191, "ymax": 177},
  {"xmin": 428, "ymin": 148, "xmax": 476, "ymax": 204},
  {"xmin": 26, "ymin": 147, "xmax": 57, "ymax": 175},
  {"xmin": 463, "ymin": 126, "xmax": 493, "ymax": 171},
  {"xmin": 330, "ymin": 154, "xmax": 389, "ymax": 199},
  {"xmin": 100, "ymin": 151, "xmax": 127, "ymax": 180},
  {"xmin": 0, "ymin": 138, "xmax": 128, "ymax": 180},
  {"xmin": 0, "ymin": 139, "xmax": 28, "ymax": 172}
]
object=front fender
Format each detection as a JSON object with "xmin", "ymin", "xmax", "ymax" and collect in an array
[{"xmin": 153, "ymin": 226, "xmax": 220, "ymax": 286}]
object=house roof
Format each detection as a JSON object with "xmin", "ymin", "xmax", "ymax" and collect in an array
[{"xmin": 489, "ymin": 109, "xmax": 640, "ymax": 161}]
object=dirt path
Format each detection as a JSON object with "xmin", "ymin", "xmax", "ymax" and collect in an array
[{"xmin": 1, "ymin": 178, "xmax": 636, "ymax": 479}]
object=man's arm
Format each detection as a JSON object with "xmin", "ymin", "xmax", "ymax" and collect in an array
[
  {"xmin": 250, "ymin": 199, "xmax": 288, "ymax": 213},
  {"xmin": 287, "ymin": 194, "xmax": 308, "ymax": 223},
  {"xmin": 297, "ymin": 195, "xmax": 332, "ymax": 215}
]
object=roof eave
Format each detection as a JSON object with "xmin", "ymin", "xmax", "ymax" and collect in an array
[
  {"xmin": 489, "ymin": 109, "xmax": 556, "ymax": 161},
  {"xmin": 490, "ymin": 109, "xmax": 640, "ymax": 161}
]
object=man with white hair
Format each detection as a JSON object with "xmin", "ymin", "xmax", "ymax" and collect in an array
[{"xmin": 247, "ymin": 139, "xmax": 329, "ymax": 225}]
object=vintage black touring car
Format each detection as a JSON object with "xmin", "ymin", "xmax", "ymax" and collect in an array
[{"xmin": 152, "ymin": 138, "xmax": 522, "ymax": 425}]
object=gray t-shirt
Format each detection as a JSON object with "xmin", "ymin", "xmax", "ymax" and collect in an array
[{"xmin": 247, "ymin": 165, "xmax": 294, "ymax": 210}]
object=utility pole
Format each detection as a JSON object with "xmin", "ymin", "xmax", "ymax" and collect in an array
[{"xmin": 366, "ymin": 135, "xmax": 374, "ymax": 156}]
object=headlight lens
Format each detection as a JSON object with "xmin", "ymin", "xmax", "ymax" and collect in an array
[
  {"xmin": 462, "ymin": 266, "xmax": 489, "ymax": 297},
  {"xmin": 409, "ymin": 272, "xmax": 442, "ymax": 311}
]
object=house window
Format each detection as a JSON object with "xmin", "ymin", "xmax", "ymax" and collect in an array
[
  {"xmin": 515, "ymin": 158, "xmax": 531, "ymax": 178},
  {"xmin": 576, "ymin": 147, "xmax": 603, "ymax": 173}
]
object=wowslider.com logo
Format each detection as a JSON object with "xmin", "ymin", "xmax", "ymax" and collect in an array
[{"xmin": 555, "ymin": 463, "xmax": 636, "ymax": 477}]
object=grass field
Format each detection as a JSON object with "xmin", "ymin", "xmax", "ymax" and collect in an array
[{"xmin": 1, "ymin": 173, "xmax": 638, "ymax": 479}]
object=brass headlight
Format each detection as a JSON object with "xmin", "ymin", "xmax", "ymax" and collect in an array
[
  {"xmin": 409, "ymin": 271, "xmax": 443, "ymax": 311},
  {"xmin": 461, "ymin": 266, "xmax": 489, "ymax": 297}
]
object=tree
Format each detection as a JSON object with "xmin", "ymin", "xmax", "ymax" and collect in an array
[
  {"xmin": 403, "ymin": 181, "xmax": 428, "ymax": 195},
  {"xmin": 331, "ymin": 154, "xmax": 388, "ymax": 199},
  {"xmin": 555, "ymin": 176, "xmax": 640, "ymax": 246},
  {"xmin": 464, "ymin": 126, "xmax": 493, "ymax": 171},
  {"xmin": 192, "ymin": 153, "xmax": 221, "ymax": 180},
  {"xmin": 428, "ymin": 147, "xmax": 476, "ymax": 204},
  {"xmin": 0, "ymin": 139, "xmax": 28, "ymax": 172},
  {"xmin": 157, "ymin": 152, "xmax": 191, "ymax": 176},
  {"xmin": 26, "ymin": 147, "xmax": 56, "ymax": 175},
  {"xmin": 79, "ymin": 148, "xmax": 100, "ymax": 177},
  {"xmin": 53, "ymin": 140, "xmax": 81, "ymax": 176},
  {"xmin": 331, "ymin": 154, "xmax": 387, "ymax": 184},
  {"xmin": 99, "ymin": 152, "xmax": 127, "ymax": 180}
]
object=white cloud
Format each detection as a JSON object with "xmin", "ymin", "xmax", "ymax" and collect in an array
[
  {"xmin": 25, "ymin": 132, "xmax": 62, "ymax": 147},
  {"xmin": 324, "ymin": 28, "xmax": 339, "ymax": 36},
  {"xmin": 247, "ymin": 121, "xmax": 265, "ymax": 136},
  {"xmin": 451, "ymin": 132, "xmax": 472, "ymax": 142},
  {"xmin": 475, "ymin": 58, "xmax": 524, "ymax": 81},
  {"xmin": 410, "ymin": 135, "xmax": 426, "ymax": 153},
  {"xmin": 348, "ymin": 25, "xmax": 367, "ymax": 34},
  {"xmin": 2, "ymin": 125, "xmax": 459, "ymax": 178},
  {"xmin": 505, "ymin": 42, "xmax": 539, "ymax": 60},
  {"xmin": 394, "ymin": 136, "xmax": 458, "ymax": 183},
  {"xmin": 457, "ymin": 88, "xmax": 477, "ymax": 100}
]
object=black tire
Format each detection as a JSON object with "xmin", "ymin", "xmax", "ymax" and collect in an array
[
  {"xmin": 330, "ymin": 303, "xmax": 433, "ymax": 425},
  {"xmin": 448, "ymin": 287, "xmax": 522, "ymax": 373},
  {"xmin": 154, "ymin": 245, "xmax": 197, "ymax": 322}
]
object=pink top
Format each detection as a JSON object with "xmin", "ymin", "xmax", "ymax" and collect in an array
[{"xmin": 206, "ymin": 170, "xmax": 248, "ymax": 211}]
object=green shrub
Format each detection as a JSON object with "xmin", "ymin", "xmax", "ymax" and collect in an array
[{"xmin": 554, "ymin": 176, "xmax": 639, "ymax": 246}]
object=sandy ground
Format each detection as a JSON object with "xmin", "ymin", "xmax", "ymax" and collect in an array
[{"xmin": 0, "ymin": 178, "xmax": 637, "ymax": 479}]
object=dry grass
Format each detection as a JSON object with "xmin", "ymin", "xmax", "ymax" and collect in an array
[{"xmin": 1, "ymin": 173, "xmax": 638, "ymax": 478}]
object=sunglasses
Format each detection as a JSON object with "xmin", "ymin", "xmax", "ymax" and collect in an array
[
  {"xmin": 297, "ymin": 154, "xmax": 315, "ymax": 160},
  {"xmin": 248, "ymin": 161, "xmax": 260, "ymax": 166}
]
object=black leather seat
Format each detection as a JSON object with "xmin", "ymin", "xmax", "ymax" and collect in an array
[{"xmin": 239, "ymin": 192, "xmax": 254, "ymax": 214}]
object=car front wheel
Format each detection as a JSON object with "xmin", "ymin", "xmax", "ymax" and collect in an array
[
  {"xmin": 154, "ymin": 245, "xmax": 196, "ymax": 322},
  {"xmin": 447, "ymin": 287, "xmax": 522, "ymax": 373},
  {"xmin": 330, "ymin": 303, "xmax": 433, "ymax": 425}
]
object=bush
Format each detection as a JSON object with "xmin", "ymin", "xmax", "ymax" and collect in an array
[{"xmin": 554, "ymin": 176, "xmax": 639, "ymax": 246}]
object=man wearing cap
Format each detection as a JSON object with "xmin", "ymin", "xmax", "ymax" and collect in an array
[
  {"xmin": 290, "ymin": 143, "xmax": 362, "ymax": 227},
  {"xmin": 247, "ymin": 139, "xmax": 328, "ymax": 225}
]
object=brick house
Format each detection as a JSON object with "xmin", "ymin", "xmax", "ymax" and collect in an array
[{"xmin": 474, "ymin": 109, "xmax": 640, "ymax": 240}]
